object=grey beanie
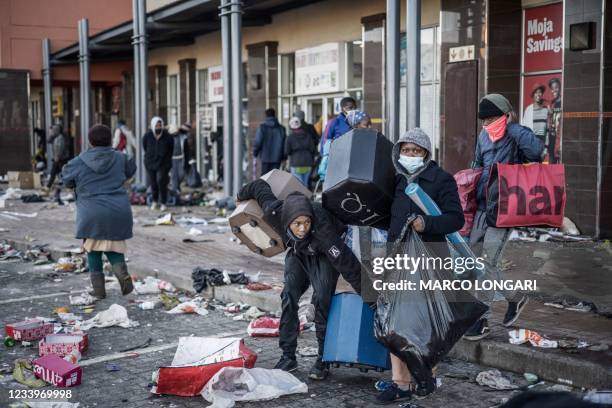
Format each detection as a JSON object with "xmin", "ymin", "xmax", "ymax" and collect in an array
[
  {"xmin": 481, "ymin": 94, "xmax": 513, "ymax": 114},
  {"xmin": 400, "ymin": 128, "xmax": 432, "ymax": 154}
]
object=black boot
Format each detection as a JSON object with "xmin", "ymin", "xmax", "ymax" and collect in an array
[
  {"xmin": 309, "ymin": 357, "xmax": 330, "ymax": 380},
  {"xmin": 88, "ymin": 273, "xmax": 106, "ymax": 299},
  {"xmin": 112, "ymin": 263, "xmax": 134, "ymax": 295},
  {"xmin": 274, "ymin": 355, "xmax": 297, "ymax": 372}
]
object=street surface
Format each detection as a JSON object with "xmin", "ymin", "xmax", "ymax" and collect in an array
[{"xmin": 0, "ymin": 259, "xmax": 580, "ymax": 408}]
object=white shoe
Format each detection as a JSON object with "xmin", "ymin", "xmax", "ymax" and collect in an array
[
  {"xmin": 150, "ymin": 203, "xmax": 159, "ymax": 211},
  {"xmin": 160, "ymin": 204, "xmax": 167, "ymax": 212}
]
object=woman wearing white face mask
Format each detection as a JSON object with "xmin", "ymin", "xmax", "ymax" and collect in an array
[{"xmin": 375, "ymin": 128, "xmax": 464, "ymax": 404}]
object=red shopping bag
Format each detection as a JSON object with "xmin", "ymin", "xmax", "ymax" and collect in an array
[
  {"xmin": 454, "ymin": 168, "xmax": 483, "ymax": 237},
  {"xmin": 486, "ymin": 163, "xmax": 566, "ymax": 228}
]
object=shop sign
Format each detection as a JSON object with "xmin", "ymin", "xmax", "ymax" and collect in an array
[
  {"xmin": 449, "ymin": 45, "xmax": 475, "ymax": 63},
  {"xmin": 208, "ymin": 66, "xmax": 224, "ymax": 103},
  {"xmin": 295, "ymin": 42, "xmax": 343, "ymax": 95},
  {"xmin": 523, "ymin": 3, "xmax": 563, "ymax": 73}
]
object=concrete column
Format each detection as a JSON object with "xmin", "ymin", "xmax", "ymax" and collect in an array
[
  {"xmin": 42, "ymin": 38, "xmax": 54, "ymax": 170},
  {"xmin": 386, "ymin": 0, "xmax": 400, "ymax": 141},
  {"xmin": 220, "ymin": 0, "xmax": 233, "ymax": 196},
  {"xmin": 406, "ymin": 0, "xmax": 421, "ymax": 130},
  {"xmin": 78, "ymin": 19, "xmax": 91, "ymax": 152}
]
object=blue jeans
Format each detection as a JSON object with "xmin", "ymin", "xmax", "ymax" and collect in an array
[{"xmin": 290, "ymin": 167, "xmax": 311, "ymax": 187}]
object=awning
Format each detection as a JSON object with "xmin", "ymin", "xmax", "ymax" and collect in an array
[{"xmin": 51, "ymin": 0, "xmax": 323, "ymax": 65}]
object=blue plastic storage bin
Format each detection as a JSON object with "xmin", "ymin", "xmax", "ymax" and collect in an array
[{"xmin": 322, "ymin": 292, "xmax": 391, "ymax": 372}]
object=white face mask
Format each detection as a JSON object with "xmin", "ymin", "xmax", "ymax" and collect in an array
[{"xmin": 398, "ymin": 155, "xmax": 424, "ymax": 173}]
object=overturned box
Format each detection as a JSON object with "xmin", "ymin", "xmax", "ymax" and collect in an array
[
  {"xmin": 7, "ymin": 171, "xmax": 41, "ymax": 189},
  {"xmin": 32, "ymin": 354, "xmax": 82, "ymax": 387},
  {"xmin": 152, "ymin": 337, "xmax": 257, "ymax": 397},
  {"xmin": 39, "ymin": 333, "xmax": 89, "ymax": 358},
  {"xmin": 230, "ymin": 169, "xmax": 311, "ymax": 257},
  {"xmin": 322, "ymin": 129, "xmax": 395, "ymax": 229},
  {"xmin": 5, "ymin": 318, "xmax": 54, "ymax": 341}
]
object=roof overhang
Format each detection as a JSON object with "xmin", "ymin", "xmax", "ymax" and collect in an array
[{"xmin": 51, "ymin": 0, "xmax": 323, "ymax": 65}]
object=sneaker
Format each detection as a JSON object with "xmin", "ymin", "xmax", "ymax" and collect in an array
[
  {"xmin": 150, "ymin": 202, "xmax": 159, "ymax": 211},
  {"xmin": 375, "ymin": 379, "xmax": 394, "ymax": 392},
  {"xmin": 308, "ymin": 357, "xmax": 330, "ymax": 380},
  {"xmin": 503, "ymin": 296, "xmax": 529, "ymax": 327},
  {"xmin": 273, "ymin": 355, "xmax": 297, "ymax": 372},
  {"xmin": 160, "ymin": 204, "xmax": 167, "ymax": 212},
  {"xmin": 463, "ymin": 318, "xmax": 490, "ymax": 341},
  {"xmin": 375, "ymin": 382, "xmax": 412, "ymax": 404}
]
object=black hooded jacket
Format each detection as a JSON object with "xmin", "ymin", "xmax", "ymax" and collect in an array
[{"xmin": 238, "ymin": 179, "xmax": 362, "ymax": 294}]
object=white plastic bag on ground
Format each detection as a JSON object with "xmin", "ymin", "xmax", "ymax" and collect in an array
[
  {"xmin": 201, "ymin": 367, "xmax": 308, "ymax": 408},
  {"xmin": 77, "ymin": 304, "xmax": 139, "ymax": 330},
  {"xmin": 134, "ymin": 276, "xmax": 176, "ymax": 294}
]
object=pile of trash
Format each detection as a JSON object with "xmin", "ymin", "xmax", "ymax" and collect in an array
[
  {"xmin": 509, "ymin": 218, "xmax": 591, "ymax": 243},
  {"xmin": 53, "ymin": 256, "xmax": 86, "ymax": 273},
  {"xmin": 3, "ymin": 301, "xmax": 140, "ymax": 389},
  {"xmin": 192, "ymin": 267, "xmax": 271, "ymax": 294},
  {"xmin": 0, "ymin": 241, "xmax": 51, "ymax": 263}
]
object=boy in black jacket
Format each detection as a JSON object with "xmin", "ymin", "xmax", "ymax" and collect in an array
[{"xmin": 237, "ymin": 179, "xmax": 363, "ymax": 380}]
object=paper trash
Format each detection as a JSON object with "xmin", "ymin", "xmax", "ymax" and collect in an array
[
  {"xmin": 77, "ymin": 304, "xmax": 139, "ymax": 331},
  {"xmin": 508, "ymin": 329, "xmax": 558, "ymax": 348}
]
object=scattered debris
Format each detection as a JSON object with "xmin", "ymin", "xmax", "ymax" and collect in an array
[
  {"xmin": 155, "ymin": 213, "xmax": 176, "ymax": 226},
  {"xmin": 69, "ymin": 293, "xmax": 96, "ymax": 306},
  {"xmin": 134, "ymin": 276, "xmax": 176, "ymax": 295},
  {"xmin": 166, "ymin": 298, "xmax": 210, "ymax": 316},
  {"xmin": 5, "ymin": 318, "xmax": 54, "ymax": 341},
  {"xmin": 247, "ymin": 316, "xmax": 306, "ymax": 337},
  {"xmin": 138, "ymin": 300, "xmax": 159, "ymax": 310},
  {"xmin": 12, "ymin": 359, "xmax": 47, "ymax": 388},
  {"xmin": 246, "ymin": 282, "xmax": 272, "ymax": 291},
  {"xmin": 544, "ymin": 300, "xmax": 594, "ymax": 313},
  {"xmin": 106, "ymin": 363, "xmax": 121, "ymax": 372},
  {"xmin": 587, "ymin": 343, "xmax": 610, "ymax": 352},
  {"xmin": 78, "ymin": 304, "xmax": 139, "ymax": 330},
  {"xmin": 523, "ymin": 373, "xmax": 538, "ymax": 383},
  {"xmin": 192, "ymin": 267, "xmax": 249, "ymax": 293},
  {"xmin": 549, "ymin": 384, "xmax": 573, "ymax": 392},
  {"xmin": 202, "ymin": 367, "xmax": 308, "ymax": 407},
  {"xmin": 298, "ymin": 346, "xmax": 319, "ymax": 357},
  {"xmin": 509, "ymin": 329, "xmax": 558, "ymax": 348},
  {"xmin": 54, "ymin": 256, "xmax": 85, "ymax": 273},
  {"xmin": 476, "ymin": 369, "xmax": 517, "ymax": 390},
  {"xmin": 32, "ymin": 354, "xmax": 82, "ymax": 387}
]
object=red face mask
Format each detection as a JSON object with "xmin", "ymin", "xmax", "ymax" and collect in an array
[{"xmin": 484, "ymin": 115, "xmax": 508, "ymax": 142}]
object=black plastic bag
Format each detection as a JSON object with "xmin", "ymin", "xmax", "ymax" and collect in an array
[
  {"xmin": 374, "ymin": 227, "xmax": 488, "ymax": 386},
  {"xmin": 187, "ymin": 163, "xmax": 203, "ymax": 188}
]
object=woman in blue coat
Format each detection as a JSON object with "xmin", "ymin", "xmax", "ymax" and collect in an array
[{"xmin": 62, "ymin": 125, "xmax": 137, "ymax": 299}]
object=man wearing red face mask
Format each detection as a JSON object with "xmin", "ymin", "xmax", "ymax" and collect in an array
[{"xmin": 464, "ymin": 93, "xmax": 545, "ymax": 341}]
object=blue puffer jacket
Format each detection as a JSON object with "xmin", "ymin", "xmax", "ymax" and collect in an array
[
  {"xmin": 62, "ymin": 147, "xmax": 136, "ymax": 240},
  {"xmin": 475, "ymin": 122, "xmax": 544, "ymax": 209},
  {"xmin": 254, "ymin": 117, "xmax": 286, "ymax": 164}
]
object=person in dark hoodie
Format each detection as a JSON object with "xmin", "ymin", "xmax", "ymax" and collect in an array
[
  {"xmin": 254, "ymin": 108, "xmax": 286, "ymax": 174},
  {"xmin": 377, "ymin": 128, "xmax": 464, "ymax": 404},
  {"xmin": 143, "ymin": 116, "xmax": 174, "ymax": 211},
  {"xmin": 61, "ymin": 124, "xmax": 136, "ymax": 299},
  {"xmin": 236, "ymin": 179, "xmax": 363, "ymax": 380},
  {"xmin": 465, "ymin": 94, "xmax": 544, "ymax": 341},
  {"xmin": 45, "ymin": 124, "xmax": 71, "ymax": 204},
  {"xmin": 285, "ymin": 117, "xmax": 317, "ymax": 187}
]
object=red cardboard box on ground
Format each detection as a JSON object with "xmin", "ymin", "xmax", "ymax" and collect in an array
[
  {"xmin": 39, "ymin": 333, "xmax": 89, "ymax": 357},
  {"xmin": 153, "ymin": 337, "xmax": 257, "ymax": 397},
  {"xmin": 32, "ymin": 354, "xmax": 82, "ymax": 387},
  {"xmin": 5, "ymin": 319, "xmax": 54, "ymax": 341}
]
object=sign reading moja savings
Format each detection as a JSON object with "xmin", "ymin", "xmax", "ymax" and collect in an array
[
  {"xmin": 295, "ymin": 42, "xmax": 344, "ymax": 95},
  {"xmin": 522, "ymin": 3, "xmax": 563, "ymax": 164}
]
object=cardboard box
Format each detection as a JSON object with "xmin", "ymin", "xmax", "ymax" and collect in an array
[
  {"xmin": 229, "ymin": 169, "xmax": 312, "ymax": 257},
  {"xmin": 7, "ymin": 171, "xmax": 40, "ymax": 189},
  {"xmin": 39, "ymin": 333, "xmax": 89, "ymax": 357},
  {"xmin": 32, "ymin": 354, "xmax": 82, "ymax": 387},
  {"xmin": 5, "ymin": 319, "xmax": 54, "ymax": 341}
]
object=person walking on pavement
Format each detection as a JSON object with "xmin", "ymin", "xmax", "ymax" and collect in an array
[
  {"xmin": 317, "ymin": 97, "xmax": 357, "ymax": 182},
  {"xmin": 375, "ymin": 128, "xmax": 465, "ymax": 404},
  {"xmin": 294, "ymin": 109, "xmax": 319, "ymax": 149},
  {"xmin": 254, "ymin": 108, "xmax": 286, "ymax": 175},
  {"xmin": 113, "ymin": 119, "xmax": 137, "ymax": 159},
  {"xmin": 143, "ymin": 116, "xmax": 173, "ymax": 211},
  {"xmin": 61, "ymin": 124, "xmax": 136, "ymax": 299},
  {"xmin": 237, "ymin": 179, "xmax": 363, "ymax": 380},
  {"xmin": 465, "ymin": 93, "xmax": 545, "ymax": 340},
  {"xmin": 45, "ymin": 124, "xmax": 71, "ymax": 204},
  {"xmin": 169, "ymin": 122, "xmax": 191, "ymax": 199},
  {"xmin": 285, "ymin": 117, "xmax": 316, "ymax": 188}
]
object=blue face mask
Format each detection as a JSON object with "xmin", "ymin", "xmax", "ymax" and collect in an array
[{"xmin": 398, "ymin": 155, "xmax": 424, "ymax": 174}]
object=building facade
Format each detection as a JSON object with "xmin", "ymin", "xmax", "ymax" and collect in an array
[{"xmin": 7, "ymin": 0, "xmax": 612, "ymax": 237}]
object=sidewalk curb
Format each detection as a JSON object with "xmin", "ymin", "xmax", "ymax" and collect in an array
[{"xmin": 7, "ymin": 238, "xmax": 611, "ymax": 390}]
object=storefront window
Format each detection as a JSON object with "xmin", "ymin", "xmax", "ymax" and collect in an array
[
  {"xmin": 280, "ymin": 54, "xmax": 295, "ymax": 96},
  {"xmin": 346, "ymin": 41, "xmax": 363, "ymax": 89},
  {"xmin": 168, "ymin": 74, "xmax": 179, "ymax": 126}
]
